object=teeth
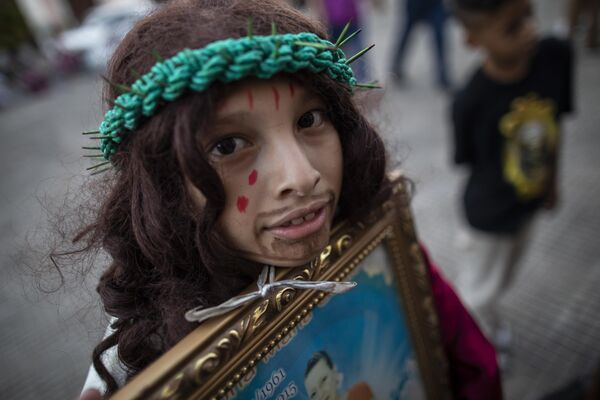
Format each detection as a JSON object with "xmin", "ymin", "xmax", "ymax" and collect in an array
[{"xmin": 278, "ymin": 209, "xmax": 320, "ymax": 228}]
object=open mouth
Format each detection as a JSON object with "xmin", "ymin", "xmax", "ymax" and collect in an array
[
  {"xmin": 267, "ymin": 206, "xmax": 328, "ymax": 241},
  {"xmin": 279, "ymin": 210, "xmax": 319, "ymax": 227}
]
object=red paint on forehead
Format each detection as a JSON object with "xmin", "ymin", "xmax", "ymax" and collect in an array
[
  {"xmin": 237, "ymin": 196, "xmax": 249, "ymax": 213},
  {"xmin": 272, "ymin": 86, "xmax": 280, "ymax": 111},
  {"xmin": 246, "ymin": 91, "xmax": 254, "ymax": 110},
  {"xmin": 288, "ymin": 82, "xmax": 295, "ymax": 98},
  {"xmin": 248, "ymin": 169, "xmax": 258, "ymax": 185}
]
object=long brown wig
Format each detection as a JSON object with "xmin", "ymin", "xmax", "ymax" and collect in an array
[{"xmin": 71, "ymin": 0, "xmax": 390, "ymax": 394}]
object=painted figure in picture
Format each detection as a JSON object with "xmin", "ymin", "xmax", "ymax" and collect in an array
[{"xmin": 304, "ymin": 351, "xmax": 374, "ymax": 400}]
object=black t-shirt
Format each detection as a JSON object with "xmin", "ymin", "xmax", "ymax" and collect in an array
[{"xmin": 452, "ymin": 37, "xmax": 574, "ymax": 234}]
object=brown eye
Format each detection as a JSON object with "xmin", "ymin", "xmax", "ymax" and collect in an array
[
  {"xmin": 298, "ymin": 110, "xmax": 325, "ymax": 129},
  {"xmin": 209, "ymin": 137, "xmax": 248, "ymax": 157}
]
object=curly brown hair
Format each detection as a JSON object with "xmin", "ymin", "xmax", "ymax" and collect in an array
[{"xmin": 68, "ymin": 0, "xmax": 390, "ymax": 394}]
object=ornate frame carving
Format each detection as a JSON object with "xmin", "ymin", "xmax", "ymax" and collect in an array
[{"xmin": 111, "ymin": 180, "xmax": 451, "ymax": 400}]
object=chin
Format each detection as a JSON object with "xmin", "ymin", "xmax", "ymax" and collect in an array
[
  {"xmin": 245, "ymin": 248, "xmax": 323, "ymax": 268},
  {"xmin": 242, "ymin": 231, "xmax": 331, "ymax": 268}
]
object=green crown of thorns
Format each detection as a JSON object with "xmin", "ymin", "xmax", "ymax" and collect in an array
[{"xmin": 83, "ymin": 22, "xmax": 377, "ymax": 174}]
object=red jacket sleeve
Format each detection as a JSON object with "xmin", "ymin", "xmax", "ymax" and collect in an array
[{"xmin": 421, "ymin": 245, "xmax": 503, "ymax": 400}]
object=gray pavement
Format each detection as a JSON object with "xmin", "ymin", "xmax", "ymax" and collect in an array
[{"xmin": 1, "ymin": 1, "xmax": 599, "ymax": 399}]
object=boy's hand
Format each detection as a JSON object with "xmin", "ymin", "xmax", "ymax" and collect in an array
[{"xmin": 79, "ymin": 388, "xmax": 102, "ymax": 400}]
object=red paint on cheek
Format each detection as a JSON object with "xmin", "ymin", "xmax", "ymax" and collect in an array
[
  {"xmin": 272, "ymin": 86, "xmax": 280, "ymax": 111},
  {"xmin": 237, "ymin": 196, "xmax": 249, "ymax": 213},
  {"xmin": 248, "ymin": 169, "xmax": 258, "ymax": 185},
  {"xmin": 247, "ymin": 91, "xmax": 254, "ymax": 110},
  {"xmin": 288, "ymin": 82, "xmax": 295, "ymax": 98}
]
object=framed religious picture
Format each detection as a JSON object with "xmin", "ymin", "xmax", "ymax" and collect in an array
[{"xmin": 111, "ymin": 176, "xmax": 452, "ymax": 400}]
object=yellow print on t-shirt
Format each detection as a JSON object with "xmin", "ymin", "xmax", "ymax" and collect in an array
[{"xmin": 499, "ymin": 94, "xmax": 558, "ymax": 200}]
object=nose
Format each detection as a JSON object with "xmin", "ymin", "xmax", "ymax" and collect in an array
[{"xmin": 272, "ymin": 137, "xmax": 321, "ymax": 198}]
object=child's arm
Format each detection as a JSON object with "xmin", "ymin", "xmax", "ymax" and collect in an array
[{"xmin": 421, "ymin": 245, "xmax": 503, "ymax": 400}]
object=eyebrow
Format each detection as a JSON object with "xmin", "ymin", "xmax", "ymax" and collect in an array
[
  {"xmin": 213, "ymin": 88, "xmax": 321, "ymax": 125},
  {"xmin": 212, "ymin": 110, "xmax": 255, "ymax": 126}
]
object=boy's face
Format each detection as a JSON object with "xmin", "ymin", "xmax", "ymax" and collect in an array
[
  {"xmin": 466, "ymin": 0, "xmax": 537, "ymax": 67},
  {"xmin": 195, "ymin": 78, "xmax": 343, "ymax": 267},
  {"xmin": 304, "ymin": 358, "xmax": 337, "ymax": 400}
]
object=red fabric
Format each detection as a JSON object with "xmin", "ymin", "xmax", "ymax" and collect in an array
[{"xmin": 421, "ymin": 245, "xmax": 503, "ymax": 400}]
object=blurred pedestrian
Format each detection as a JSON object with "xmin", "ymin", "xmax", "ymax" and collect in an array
[
  {"xmin": 448, "ymin": 0, "xmax": 575, "ymax": 345},
  {"xmin": 389, "ymin": 0, "xmax": 451, "ymax": 88},
  {"xmin": 568, "ymin": 0, "xmax": 599, "ymax": 49}
]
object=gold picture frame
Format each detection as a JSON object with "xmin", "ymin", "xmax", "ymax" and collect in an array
[{"xmin": 112, "ymin": 178, "xmax": 452, "ymax": 400}]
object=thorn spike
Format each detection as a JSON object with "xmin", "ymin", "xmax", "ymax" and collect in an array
[
  {"xmin": 271, "ymin": 21, "xmax": 277, "ymax": 36},
  {"xmin": 86, "ymin": 161, "xmax": 111, "ymax": 171},
  {"xmin": 83, "ymin": 154, "xmax": 105, "ymax": 158},
  {"xmin": 294, "ymin": 41, "xmax": 336, "ymax": 50},
  {"xmin": 91, "ymin": 166, "xmax": 113, "ymax": 176},
  {"xmin": 338, "ymin": 29, "xmax": 362, "ymax": 48},
  {"xmin": 89, "ymin": 136, "xmax": 112, "ymax": 140},
  {"xmin": 82, "ymin": 146, "xmax": 102, "ymax": 150},
  {"xmin": 334, "ymin": 21, "xmax": 352, "ymax": 48},
  {"xmin": 247, "ymin": 17, "xmax": 253, "ymax": 39},
  {"xmin": 345, "ymin": 44, "xmax": 375, "ymax": 65},
  {"xmin": 101, "ymin": 75, "xmax": 145, "ymax": 97},
  {"xmin": 355, "ymin": 83, "xmax": 382, "ymax": 89},
  {"xmin": 82, "ymin": 130, "xmax": 100, "ymax": 135},
  {"xmin": 108, "ymin": 100, "xmax": 126, "ymax": 110}
]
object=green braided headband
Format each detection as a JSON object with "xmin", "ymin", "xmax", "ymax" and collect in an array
[{"xmin": 84, "ymin": 27, "xmax": 376, "ymax": 172}]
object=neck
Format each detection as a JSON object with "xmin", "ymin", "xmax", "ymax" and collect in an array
[{"xmin": 482, "ymin": 56, "xmax": 530, "ymax": 83}]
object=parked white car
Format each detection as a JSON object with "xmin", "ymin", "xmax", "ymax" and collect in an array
[{"xmin": 58, "ymin": 1, "xmax": 155, "ymax": 70}]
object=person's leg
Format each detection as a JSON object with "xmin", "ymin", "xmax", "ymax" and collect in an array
[
  {"xmin": 568, "ymin": 0, "xmax": 583, "ymax": 39},
  {"xmin": 390, "ymin": 9, "xmax": 417, "ymax": 79},
  {"xmin": 494, "ymin": 219, "xmax": 535, "ymax": 297},
  {"xmin": 454, "ymin": 228, "xmax": 513, "ymax": 335},
  {"xmin": 429, "ymin": 5, "xmax": 450, "ymax": 88},
  {"xmin": 586, "ymin": 0, "xmax": 599, "ymax": 48}
]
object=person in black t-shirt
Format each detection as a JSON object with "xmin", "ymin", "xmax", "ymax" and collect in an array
[{"xmin": 446, "ymin": 0, "xmax": 574, "ymax": 343}]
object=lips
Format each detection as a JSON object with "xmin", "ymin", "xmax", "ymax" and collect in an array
[
  {"xmin": 265, "ymin": 200, "xmax": 331, "ymax": 241},
  {"xmin": 279, "ymin": 211, "xmax": 318, "ymax": 227}
]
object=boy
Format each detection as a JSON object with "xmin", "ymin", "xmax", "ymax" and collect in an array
[{"xmin": 448, "ymin": 0, "xmax": 574, "ymax": 339}]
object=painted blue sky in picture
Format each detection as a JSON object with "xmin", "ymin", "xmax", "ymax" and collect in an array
[{"xmin": 230, "ymin": 245, "xmax": 426, "ymax": 400}]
